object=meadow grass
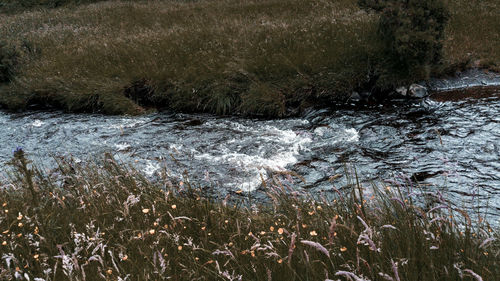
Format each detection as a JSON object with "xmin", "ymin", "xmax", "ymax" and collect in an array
[
  {"xmin": 0, "ymin": 0, "xmax": 499, "ymax": 116},
  {"xmin": 0, "ymin": 151, "xmax": 498, "ymax": 280}
]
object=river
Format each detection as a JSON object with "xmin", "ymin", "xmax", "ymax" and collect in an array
[{"xmin": 0, "ymin": 86, "xmax": 499, "ymax": 222}]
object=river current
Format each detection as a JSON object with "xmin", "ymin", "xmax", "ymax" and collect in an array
[{"xmin": 1, "ymin": 87, "xmax": 499, "ymax": 221}]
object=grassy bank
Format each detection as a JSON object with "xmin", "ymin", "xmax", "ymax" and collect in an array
[
  {"xmin": 0, "ymin": 0, "xmax": 499, "ymax": 116},
  {"xmin": 1, "ymin": 151, "xmax": 499, "ymax": 280}
]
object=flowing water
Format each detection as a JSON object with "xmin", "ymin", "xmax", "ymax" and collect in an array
[{"xmin": 1, "ymin": 87, "xmax": 499, "ymax": 222}]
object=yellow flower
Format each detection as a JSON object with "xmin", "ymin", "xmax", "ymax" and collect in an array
[
  {"xmin": 278, "ymin": 228, "xmax": 284, "ymax": 235},
  {"xmin": 171, "ymin": 205, "xmax": 177, "ymax": 209},
  {"xmin": 142, "ymin": 208, "xmax": 150, "ymax": 214},
  {"xmin": 340, "ymin": 247, "xmax": 347, "ymax": 252},
  {"xmin": 149, "ymin": 229, "xmax": 155, "ymax": 235},
  {"xmin": 269, "ymin": 226, "xmax": 275, "ymax": 231},
  {"xmin": 33, "ymin": 254, "xmax": 39, "ymax": 259},
  {"xmin": 235, "ymin": 190, "xmax": 243, "ymax": 194},
  {"xmin": 1, "ymin": 241, "xmax": 7, "ymax": 246},
  {"xmin": 309, "ymin": 230, "xmax": 318, "ymax": 236},
  {"xmin": 178, "ymin": 246, "xmax": 183, "ymax": 251},
  {"xmin": 277, "ymin": 259, "xmax": 283, "ymax": 264},
  {"xmin": 17, "ymin": 214, "xmax": 23, "ymax": 220},
  {"xmin": 260, "ymin": 231, "xmax": 266, "ymax": 235},
  {"xmin": 106, "ymin": 269, "xmax": 112, "ymax": 275}
]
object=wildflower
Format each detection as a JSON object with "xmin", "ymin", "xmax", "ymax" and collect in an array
[
  {"xmin": 142, "ymin": 208, "xmax": 150, "ymax": 214},
  {"xmin": 228, "ymin": 242, "xmax": 233, "ymax": 247},
  {"xmin": 18, "ymin": 223, "xmax": 23, "ymax": 227},
  {"xmin": 309, "ymin": 230, "xmax": 318, "ymax": 236},
  {"xmin": 340, "ymin": 246, "xmax": 347, "ymax": 252},
  {"xmin": 277, "ymin": 259, "xmax": 283, "ymax": 264},
  {"xmin": 13, "ymin": 146, "xmax": 23, "ymax": 155},
  {"xmin": 308, "ymin": 211, "xmax": 315, "ymax": 215},
  {"xmin": 235, "ymin": 190, "xmax": 243, "ymax": 194},
  {"xmin": 1, "ymin": 241, "xmax": 6, "ymax": 246},
  {"xmin": 251, "ymin": 251, "xmax": 255, "ymax": 257},
  {"xmin": 269, "ymin": 226, "xmax": 274, "ymax": 231},
  {"xmin": 224, "ymin": 220, "xmax": 229, "ymax": 224},
  {"xmin": 201, "ymin": 226, "xmax": 206, "ymax": 231},
  {"xmin": 16, "ymin": 233, "xmax": 22, "ymax": 238},
  {"xmin": 1, "ymin": 203, "xmax": 6, "ymax": 207},
  {"xmin": 278, "ymin": 228, "xmax": 284, "ymax": 235},
  {"xmin": 34, "ymin": 226, "xmax": 39, "ymax": 234},
  {"xmin": 195, "ymin": 257, "xmax": 199, "ymax": 261},
  {"xmin": 17, "ymin": 213, "xmax": 23, "ymax": 220},
  {"xmin": 178, "ymin": 246, "xmax": 182, "ymax": 251},
  {"xmin": 260, "ymin": 231, "xmax": 265, "ymax": 235},
  {"xmin": 153, "ymin": 222, "xmax": 158, "ymax": 227},
  {"xmin": 4, "ymin": 210, "xmax": 8, "ymax": 213},
  {"xmin": 121, "ymin": 255, "xmax": 128, "ymax": 261},
  {"xmin": 317, "ymin": 206, "xmax": 322, "ymax": 210},
  {"xmin": 106, "ymin": 269, "xmax": 112, "ymax": 275},
  {"xmin": 33, "ymin": 254, "xmax": 39, "ymax": 259},
  {"xmin": 149, "ymin": 229, "xmax": 155, "ymax": 235},
  {"xmin": 171, "ymin": 204, "xmax": 177, "ymax": 209},
  {"xmin": 302, "ymin": 224, "xmax": 307, "ymax": 228}
]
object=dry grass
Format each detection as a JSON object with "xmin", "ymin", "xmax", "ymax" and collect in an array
[
  {"xmin": 0, "ymin": 151, "xmax": 499, "ymax": 280},
  {"xmin": 0, "ymin": 0, "xmax": 499, "ymax": 115}
]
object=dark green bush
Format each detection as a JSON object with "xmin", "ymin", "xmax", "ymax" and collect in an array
[
  {"xmin": 0, "ymin": 41, "xmax": 17, "ymax": 83},
  {"xmin": 359, "ymin": 0, "xmax": 449, "ymax": 79},
  {"xmin": 0, "ymin": 0, "xmax": 107, "ymax": 13}
]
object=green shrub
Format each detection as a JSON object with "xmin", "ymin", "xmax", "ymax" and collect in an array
[
  {"xmin": 0, "ymin": 41, "xmax": 17, "ymax": 83},
  {"xmin": 359, "ymin": 0, "xmax": 449, "ymax": 79},
  {"xmin": 0, "ymin": 0, "xmax": 108, "ymax": 13}
]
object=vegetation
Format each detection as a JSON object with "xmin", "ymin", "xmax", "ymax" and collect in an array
[
  {"xmin": 0, "ymin": 41, "xmax": 17, "ymax": 83},
  {"xmin": 0, "ymin": 0, "xmax": 108, "ymax": 14},
  {"xmin": 358, "ymin": 0, "xmax": 449, "ymax": 89},
  {"xmin": 0, "ymin": 0, "xmax": 499, "ymax": 116},
  {"xmin": 1, "ymin": 151, "xmax": 499, "ymax": 280}
]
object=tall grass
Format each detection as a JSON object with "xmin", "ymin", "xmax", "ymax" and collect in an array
[
  {"xmin": 0, "ymin": 0, "xmax": 499, "ymax": 116},
  {"xmin": 1, "ymin": 151, "xmax": 498, "ymax": 280}
]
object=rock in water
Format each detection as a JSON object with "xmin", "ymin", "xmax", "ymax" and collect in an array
[
  {"xmin": 395, "ymin": 86, "xmax": 408, "ymax": 97},
  {"xmin": 409, "ymin": 84, "xmax": 428, "ymax": 98}
]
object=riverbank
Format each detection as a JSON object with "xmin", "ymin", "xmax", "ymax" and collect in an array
[
  {"xmin": 1, "ymin": 152, "xmax": 499, "ymax": 280},
  {"xmin": 0, "ymin": 0, "xmax": 499, "ymax": 116}
]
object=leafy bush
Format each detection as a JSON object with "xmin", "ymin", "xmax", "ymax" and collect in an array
[
  {"xmin": 359, "ymin": 0, "xmax": 449, "ymax": 78},
  {"xmin": 0, "ymin": 41, "xmax": 17, "ymax": 83}
]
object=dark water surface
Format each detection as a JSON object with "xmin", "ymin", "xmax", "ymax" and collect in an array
[{"xmin": 1, "ymin": 87, "xmax": 499, "ymax": 222}]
